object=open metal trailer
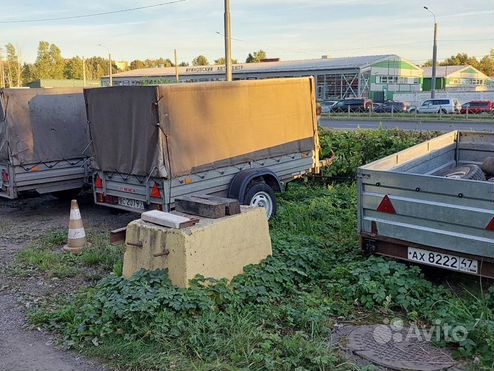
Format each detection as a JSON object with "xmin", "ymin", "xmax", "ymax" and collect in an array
[{"xmin": 358, "ymin": 131, "xmax": 494, "ymax": 278}]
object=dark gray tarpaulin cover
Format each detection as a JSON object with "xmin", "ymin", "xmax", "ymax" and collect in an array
[
  {"xmin": 85, "ymin": 78, "xmax": 318, "ymax": 178},
  {"xmin": 84, "ymin": 86, "xmax": 167, "ymax": 178},
  {"xmin": 0, "ymin": 88, "xmax": 89, "ymax": 165}
]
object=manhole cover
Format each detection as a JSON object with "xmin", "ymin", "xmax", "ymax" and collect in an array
[{"xmin": 346, "ymin": 325, "xmax": 456, "ymax": 371}]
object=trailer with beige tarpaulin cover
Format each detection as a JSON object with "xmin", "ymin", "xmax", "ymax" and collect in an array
[
  {"xmin": 358, "ymin": 131, "xmax": 494, "ymax": 278},
  {"xmin": 85, "ymin": 77, "xmax": 325, "ymax": 218},
  {"xmin": 0, "ymin": 88, "xmax": 90, "ymax": 199}
]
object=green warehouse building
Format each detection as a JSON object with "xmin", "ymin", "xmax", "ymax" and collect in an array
[{"xmin": 422, "ymin": 65, "xmax": 490, "ymax": 92}]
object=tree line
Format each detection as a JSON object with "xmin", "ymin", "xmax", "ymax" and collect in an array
[
  {"xmin": 0, "ymin": 41, "xmax": 269, "ymax": 88},
  {"xmin": 3, "ymin": 41, "xmax": 490, "ymax": 88},
  {"xmin": 422, "ymin": 51, "xmax": 494, "ymax": 77}
]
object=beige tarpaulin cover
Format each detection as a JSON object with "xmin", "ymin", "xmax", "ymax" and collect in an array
[
  {"xmin": 85, "ymin": 77, "xmax": 317, "ymax": 178},
  {"xmin": 158, "ymin": 78, "xmax": 317, "ymax": 177},
  {"xmin": 0, "ymin": 88, "xmax": 89, "ymax": 165}
]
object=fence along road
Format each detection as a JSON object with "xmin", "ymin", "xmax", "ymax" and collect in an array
[{"xmin": 320, "ymin": 119, "xmax": 494, "ymax": 132}]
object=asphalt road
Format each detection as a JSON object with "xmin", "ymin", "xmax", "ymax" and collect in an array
[{"xmin": 320, "ymin": 119, "xmax": 494, "ymax": 132}]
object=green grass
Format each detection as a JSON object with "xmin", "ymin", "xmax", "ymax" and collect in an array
[
  {"xmin": 27, "ymin": 130, "xmax": 494, "ymax": 371},
  {"xmin": 15, "ymin": 230, "xmax": 124, "ymax": 279}
]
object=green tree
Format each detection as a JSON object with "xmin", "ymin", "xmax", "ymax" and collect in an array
[
  {"xmin": 179, "ymin": 61, "xmax": 189, "ymax": 67},
  {"xmin": 50, "ymin": 43, "xmax": 65, "ymax": 78},
  {"xmin": 192, "ymin": 55, "xmax": 209, "ymax": 66},
  {"xmin": 64, "ymin": 56, "xmax": 84, "ymax": 79},
  {"xmin": 4, "ymin": 43, "xmax": 21, "ymax": 87},
  {"xmin": 21, "ymin": 63, "xmax": 36, "ymax": 84},
  {"xmin": 245, "ymin": 50, "xmax": 266, "ymax": 63},
  {"xmin": 85, "ymin": 56, "xmax": 114, "ymax": 80},
  {"xmin": 214, "ymin": 57, "xmax": 238, "ymax": 65},
  {"xmin": 33, "ymin": 41, "xmax": 65, "ymax": 80},
  {"xmin": 130, "ymin": 59, "xmax": 146, "ymax": 70}
]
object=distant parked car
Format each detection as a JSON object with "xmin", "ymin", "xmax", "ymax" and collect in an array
[
  {"xmin": 332, "ymin": 98, "xmax": 373, "ymax": 112},
  {"xmin": 460, "ymin": 101, "xmax": 493, "ymax": 114},
  {"xmin": 321, "ymin": 100, "xmax": 337, "ymax": 114},
  {"xmin": 409, "ymin": 98, "xmax": 461, "ymax": 114},
  {"xmin": 374, "ymin": 100, "xmax": 409, "ymax": 113}
]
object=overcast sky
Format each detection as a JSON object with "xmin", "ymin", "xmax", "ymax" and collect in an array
[{"xmin": 1, "ymin": 0, "xmax": 493, "ymax": 65}]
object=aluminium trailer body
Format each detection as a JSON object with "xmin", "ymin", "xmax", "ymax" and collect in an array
[
  {"xmin": 358, "ymin": 131, "xmax": 494, "ymax": 278},
  {"xmin": 85, "ymin": 78, "xmax": 322, "ymax": 217},
  {"xmin": 0, "ymin": 88, "xmax": 90, "ymax": 199}
]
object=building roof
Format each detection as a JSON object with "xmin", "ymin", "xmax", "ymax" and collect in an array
[
  {"xmin": 26, "ymin": 79, "xmax": 100, "ymax": 88},
  {"xmin": 108, "ymin": 54, "xmax": 398, "ymax": 79},
  {"xmin": 422, "ymin": 65, "xmax": 487, "ymax": 78}
]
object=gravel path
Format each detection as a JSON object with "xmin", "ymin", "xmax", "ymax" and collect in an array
[{"xmin": 0, "ymin": 192, "xmax": 136, "ymax": 371}]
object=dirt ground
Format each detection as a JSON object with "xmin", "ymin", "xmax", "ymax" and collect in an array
[{"xmin": 0, "ymin": 192, "xmax": 136, "ymax": 371}]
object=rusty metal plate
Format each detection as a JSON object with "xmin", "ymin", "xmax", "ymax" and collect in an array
[{"xmin": 346, "ymin": 325, "xmax": 456, "ymax": 371}]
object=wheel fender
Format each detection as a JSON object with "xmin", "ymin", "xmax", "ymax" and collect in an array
[{"xmin": 228, "ymin": 168, "xmax": 282, "ymax": 203}]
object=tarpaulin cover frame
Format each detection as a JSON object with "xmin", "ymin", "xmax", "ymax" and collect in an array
[
  {"xmin": 0, "ymin": 88, "xmax": 89, "ymax": 166},
  {"xmin": 85, "ymin": 77, "xmax": 318, "ymax": 178}
]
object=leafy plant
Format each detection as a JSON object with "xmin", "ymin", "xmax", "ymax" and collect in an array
[
  {"xmin": 28, "ymin": 130, "xmax": 493, "ymax": 370},
  {"xmin": 319, "ymin": 128, "xmax": 439, "ymax": 179}
]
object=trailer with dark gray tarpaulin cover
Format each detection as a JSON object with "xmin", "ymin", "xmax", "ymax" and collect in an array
[
  {"xmin": 358, "ymin": 131, "xmax": 494, "ymax": 278},
  {"xmin": 85, "ymin": 77, "xmax": 325, "ymax": 219},
  {"xmin": 0, "ymin": 88, "xmax": 90, "ymax": 199}
]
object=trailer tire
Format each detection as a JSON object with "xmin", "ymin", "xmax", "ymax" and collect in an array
[
  {"xmin": 51, "ymin": 188, "xmax": 81, "ymax": 200},
  {"xmin": 481, "ymin": 157, "xmax": 494, "ymax": 176},
  {"xmin": 243, "ymin": 182, "xmax": 277, "ymax": 220},
  {"xmin": 439, "ymin": 164, "xmax": 486, "ymax": 181}
]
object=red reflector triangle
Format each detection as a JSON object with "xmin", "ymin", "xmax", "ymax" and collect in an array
[
  {"xmin": 150, "ymin": 184, "xmax": 161, "ymax": 198},
  {"xmin": 486, "ymin": 217, "xmax": 494, "ymax": 232},
  {"xmin": 95, "ymin": 176, "xmax": 103, "ymax": 189},
  {"xmin": 376, "ymin": 195, "xmax": 396, "ymax": 214}
]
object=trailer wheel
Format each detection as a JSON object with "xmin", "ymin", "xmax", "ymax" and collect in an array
[
  {"xmin": 51, "ymin": 188, "xmax": 81, "ymax": 200},
  {"xmin": 243, "ymin": 182, "xmax": 277, "ymax": 219},
  {"xmin": 438, "ymin": 164, "xmax": 486, "ymax": 181}
]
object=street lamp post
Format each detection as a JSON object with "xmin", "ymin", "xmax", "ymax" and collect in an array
[
  {"xmin": 224, "ymin": 0, "xmax": 232, "ymax": 81},
  {"xmin": 98, "ymin": 44, "xmax": 113, "ymax": 87},
  {"xmin": 424, "ymin": 6, "xmax": 437, "ymax": 98}
]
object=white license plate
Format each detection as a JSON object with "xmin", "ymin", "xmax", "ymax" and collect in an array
[
  {"xmin": 408, "ymin": 247, "xmax": 478, "ymax": 274},
  {"xmin": 117, "ymin": 197, "xmax": 145, "ymax": 210}
]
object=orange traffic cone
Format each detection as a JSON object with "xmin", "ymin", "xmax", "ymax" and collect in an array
[{"xmin": 63, "ymin": 199, "xmax": 87, "ymax": 254}]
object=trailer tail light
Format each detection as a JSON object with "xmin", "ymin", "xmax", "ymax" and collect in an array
[
  {"xmin": 95, "ymin": 175, "xmax": 103, "ymax": 189},
  {"xmin": 376, "ymin": 195, "xmax": 396, "ymax": 214},
  {"xmin": 486, "ymin": 217, "xmax": 494, "ymax": 232},
  {"xmin": 150, "ymin": 183, "xmax": 162, "ymax": 199},
  {"xmin": 1, "ymin": 169, "xmax": 9, "ymax": 183}
]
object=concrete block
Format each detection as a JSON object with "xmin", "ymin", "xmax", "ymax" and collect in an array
[
  {"xmin": 122, "ymin": 206, "xmax": 272, "ymax": 287},
  {"xmin": 141, "ymin": 210, "xmax": 198, "ymax": 229},
  {"xmin": 175, "ymin": 195, "xmax": 240, "ymax": 218}
]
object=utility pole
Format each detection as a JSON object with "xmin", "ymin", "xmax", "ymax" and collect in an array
[
  {"xmin": 224, "ymin": 0, "xmax": 232, "ymax": 81},
  {"xmin": 82, "ymin": 57, "xmax": 87, "ymax": 87},
  {"xmin": 98, "ymin": 44, "xmax": 113, "ymax": 87},
  {"xmin": 174, "ymin": 49, "xmax": 179, "ymax": 83},
  {"xmin": 108, "ymin": 52, "xmax": 113, "ymax": 87},
  {"xmin": 424, "ymin": 6, "xmax": 437, "ymax": 98}
]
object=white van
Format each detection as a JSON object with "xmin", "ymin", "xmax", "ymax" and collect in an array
[{"xmin": 411, "ymin": 98, "xmax": 461, "ymax": 114}]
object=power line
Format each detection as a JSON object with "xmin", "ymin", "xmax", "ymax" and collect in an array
[{"xmin": 0, "ymin": 0, "xmax": 186, "ymax": 24}]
